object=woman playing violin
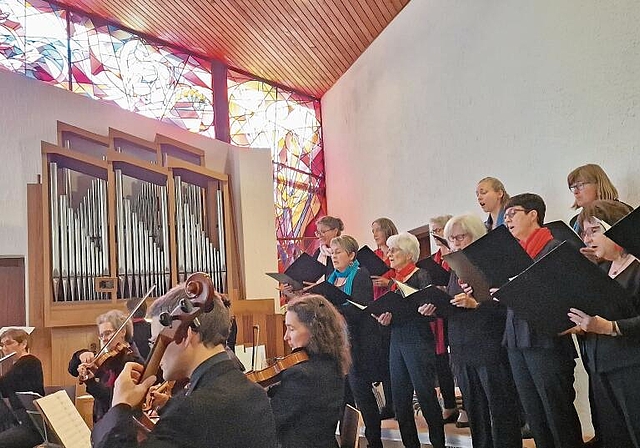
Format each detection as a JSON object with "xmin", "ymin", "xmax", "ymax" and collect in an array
[
  {"xmin": 269, "ymin": 294, "xmax": 351, "ymax": 448},
  {"xmin": 68, "ymin": 310, "xmax": 143, "ymax": 423}
]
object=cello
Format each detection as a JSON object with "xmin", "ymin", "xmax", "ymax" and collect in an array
[{"xmin": 133, "ymin": 272, "xmax": 217, "ymax": 436}]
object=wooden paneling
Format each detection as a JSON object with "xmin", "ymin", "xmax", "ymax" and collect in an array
[
  {"xmin": 51, "ymin": 0, "xmax": 410, "ymax": 98},
  {"xmin": 0, "ymin": 258, "xmax": 25, "ymax": 327}
]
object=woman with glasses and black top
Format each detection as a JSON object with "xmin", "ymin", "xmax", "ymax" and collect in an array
[
  {"xmin": 313, "ymin": 215, "xmax": 344, "ymax": 277},
  {"xmin": 68, "ymin": 310, "xmax": 143, "ymax": 423},
  {"xmin": 375, "ymin": 232, "xmax": 445, "ymax": 448}
]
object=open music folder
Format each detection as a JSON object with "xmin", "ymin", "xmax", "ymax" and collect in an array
[
  {"xmin": 356, "ymin": 245, "xmax": 391, "ymax": 277},
  {"xmin": 493, "ymin": 241, "xmax": 637, "ymax": 336},
  {"xmin": 443, "ymin": 225, "xmax": 532, "ymax": 302},
  {"xmin": 545, "ymin": 220, "xmax": 585, "ymax": 250},
  {"xmin": 416, "ymin": 256, "xmax": 451, "ymax": 286},
  {"xmin": 365, "ymin": 282, "xmax": 460, "ymax": 321},
  {"xmin": 605, "ymin": 205, "xmax": 640, "ymax": 259},
  {"xmin": 34, "ymin": 390, "xmax": 91, "ymax": 448},
  {"xmin": 266, "ymin": 252, "xmax": 326, "ymax": 290}
]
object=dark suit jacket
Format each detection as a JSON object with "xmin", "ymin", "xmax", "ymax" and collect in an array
[
  {"xmin": 583, "ymin": 259, "xmax": 640, "ymax": 373},
  {"xmin": 91, "ymin": 352, "xmax": 277, "ymax": 448},
  {"xmin": 503, "ymin": 239, "xmax": 577, "ymax": 359},
  {"xmin": 268, "ymin": 354, "xmax": 344, "ymax": 448},
  {"xmin": 446, "ymin": 272, "xmax": 509, "ymax": 366}
]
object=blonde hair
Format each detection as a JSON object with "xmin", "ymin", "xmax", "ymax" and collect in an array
[
  {"xmin": 316, "ymin": 216, "xmax": 344, "ymax": 234},
  {"xmin": 330, "ymin": 235, "xmax": 359, "ymax": 256},
  {"xmin": 567, "ymin": 164, "xmax": 619, "ymax": 209},
  {"xmin": 0, "ymin": 328, "xmax": 31, "ymax": 350},
  {"xmin": 387, "ymin": 232, "xmax": 421, "ymax": 263},
  {"xmin": 477, "ymin": 177, "xmax": 510, "ymax": 206},
  {"xmin": 429, "ymin": 215, "xmax": 453, "ymax": 230},
  {"xmin": 287, "ymin": 294, "xmax": 351, "ymax": 375},
  {"xmin": 444, "ymin": 214, "xmax": 487, "ymax": 243}
]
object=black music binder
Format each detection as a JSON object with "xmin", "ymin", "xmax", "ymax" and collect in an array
[
  {"xmin": 266, "ymin": 253, "xmax": 326, "ymax": 290},
  {"xmin": 366, "ymin": 284, "xmax": 460, "ymax": 321},
  {"xmin": 493, "ymin": 242, "xmax": 636, "ymax": 336},
  {"xmin": 356, "ymin": 245, "xmax": 391, "ymax": 277},
  {"xmin": 443, "ymin": 225, "xmax": 532, "ymax": 302},
  {"xmin": 306, "ymin": 281, "xmax": 352, "ymax": 309},
  {"xmin": 605, "ymin": 206, "xmax": 640, "ymax": 259},
  {"xmin": 545, "ymin": 220, "xmax": 585, "ymax": 250},
  {"xmin": 416, "ymin": 256, "xmax": 451, "ymax": 286}
]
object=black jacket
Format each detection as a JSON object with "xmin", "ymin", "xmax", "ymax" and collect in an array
[
  {"xmin": 268, "ymin": 353, "xmax": 344, "ymax": 448},
  {"xmin": 92, "ymin": 352, "xmax": 277, "ymax": 448},
  {"xmin": 446, "ymin": 272, "xmax": 509, "ymax": 366},
  {"xmin": 583, "ymin": 259, "xmax": 640, "ymax": 373}
]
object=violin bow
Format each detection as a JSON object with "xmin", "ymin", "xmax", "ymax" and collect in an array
[
  {"xmin": 251, "ymin": 324, "xmax": 259, "ymax": 372},
  {"xmin": 96, "ymin": 285, "xmax": 157, "ymax": 359}
]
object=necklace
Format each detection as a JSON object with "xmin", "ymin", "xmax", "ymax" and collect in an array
[{"xmin": 610, "ymin": 254, "xmax": 633, "ymax": 277}]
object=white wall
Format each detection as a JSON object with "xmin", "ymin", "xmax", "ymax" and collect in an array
[
  {"xmin": 0, "ymin": 69, "xmax": 277, "ymax": 304},
  {"xmin": 322, "ymin": 0, "xmax": 640, "ymax": 246}
]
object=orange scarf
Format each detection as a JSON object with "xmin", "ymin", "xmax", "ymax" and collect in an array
[{"xmin": 519, "ymin": 227, "xmax": 553, "ymax": 259}]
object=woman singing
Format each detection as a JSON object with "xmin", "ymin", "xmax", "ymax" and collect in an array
[
  {"xmin": 269, "ymin": 294, "xmax": 350, "ymax": 448},
  {"xmin": 376, "ymin": 232, "xmax": 445, "ymax": 448}
]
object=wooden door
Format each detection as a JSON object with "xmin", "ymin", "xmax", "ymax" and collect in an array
[{"xmin": 0, "ymin": 257, "xmax": 25, "ymax": 327}]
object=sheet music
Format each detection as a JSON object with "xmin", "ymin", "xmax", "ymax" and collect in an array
[
  {"xmin": 35, "ymin": 390, "xmax": 91, "ymax": 448},
  {"xmin": 0, "ymin": 352, "xmax": 16, "ymax": 364}
]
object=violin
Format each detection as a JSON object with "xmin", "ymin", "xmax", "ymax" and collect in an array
[
  {"xmin": 246, "ymin": 350, "xmax": 309, "ymax": 387},
  {"xmin": 133, "ymin": 273, "xmax": 217, "ymax": 439},
  {"xmin": 78, "ymin": 341, "xmax": 132, "ymax": 384}
]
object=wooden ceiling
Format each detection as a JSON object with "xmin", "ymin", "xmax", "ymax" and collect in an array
[{"xmin": 53, "ymin": 0, "xmax": 410, "ymax": 98}]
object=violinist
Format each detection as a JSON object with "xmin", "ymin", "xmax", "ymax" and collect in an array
[
  {"xmin": 68, "ymin": 310, "xmax": 143, "ymax": 423},
  {"xmin": 91, "ymin": 283, "xmax": 277, "ymax": 448},
  {"xmin": 269, "ymin": 294, "xmax": 350, "ymax": 448},
  {"xmin": 0, "ymin": 328, "xmax": 45, "ymax": 448}
]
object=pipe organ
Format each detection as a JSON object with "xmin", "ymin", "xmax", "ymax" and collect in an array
[{"xmin": 42, "ymin": 126, "xmax": 236, "ymax": 322}]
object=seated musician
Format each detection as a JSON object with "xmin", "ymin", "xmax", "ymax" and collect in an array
[
  {"xmin": 0, "ymin": 328, "xmax": 45, "ymax": 448},
  {"xmin": 91, "ymin": 284, "xmax": 277, "ymax": 448},
  {"xmin": 68, "ymin": 310, "xmax": 143, "ymax": 423},
  {"xmin": 269, "ymin": 294, "xmax": 350, "ymax": 448}
]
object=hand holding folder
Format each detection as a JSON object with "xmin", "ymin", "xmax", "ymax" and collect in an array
[
  {"xmin": 266, "ymin": 253, "xmax": 326, "ymax": 290},
  {"xmin": 493, "ymin": 242, "xmax": 636, "ymax": 336}
]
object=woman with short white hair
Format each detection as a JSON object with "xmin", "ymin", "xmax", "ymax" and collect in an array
[
  {"xmin": 420, "ymin": 214, "xmax": 521, "ymax": 448},
  {"xmin": 376, "ymin": 232, "xmax": 445, "ymax": 448}
]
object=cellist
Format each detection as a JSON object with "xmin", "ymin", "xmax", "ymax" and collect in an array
[{"xmin": 91, "ymin": 281, "xmax": 277, "ymax": 448}]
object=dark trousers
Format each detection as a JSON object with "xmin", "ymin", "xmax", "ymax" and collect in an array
[
  {"xmin": 597, "ymin": 364, "xmax": 640, "ymax": 448},
  {"xmin": 508, "ymin": 348, "xmax": 583, "ymax": 448},
  {"xmin": 453, "ymin": 361, "xmax": 521, "ymax": 448},
  {"xmin": 389, "ymin": 339, "xmax": 444, "ymax": 448},
  {"xmin": 348, "ymin": 371, "xmax": 382, "ymax": 448},
  {"xmin": 434, "ymin": 352, "xmax": 456, "ymax": 410}
]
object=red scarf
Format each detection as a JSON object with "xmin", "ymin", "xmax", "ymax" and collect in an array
[
  {"xmin": 433, "ymin": 249, "xmax": 450, "ymax": 272},
  {"xmin": 520, "ymin": 227, "xmax": 553, "ymax": 259},
  {"xmin": 391, "ymin": 263, "xmax": 418, "ymax": 290}
]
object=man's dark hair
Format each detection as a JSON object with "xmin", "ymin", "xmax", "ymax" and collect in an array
[
  {"xmin": 127, "ymin": 297, "xmax": 147, "ymax": 319},
  {"xmin": 505, "ymin": 193, "xmax": 546, "ymax": 227},
  {"xmin": 148, "ymin": 284, "xmax": 230, "ymax": 348}
]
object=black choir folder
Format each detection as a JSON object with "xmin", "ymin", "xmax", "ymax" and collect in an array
[
  {"xmin": 266, "ymin": 253, "xmax": 325, "ymax": 290},
  {"xmin": 306, "ymin": 281, "xmax": 351, "ymax": 308},
  {"xmin": 365, "ymin": 282, "xmax": 460, "ymax": 321},
  {"xmin": 605, "ymin": 205, "xmax": 640, "ymax": 259},
  {"xmin": 356, "ymin": 246, "xmax": 391, "ymax": 277},
  {"xmin": 493, "ymin": 242, "xmax": 636, "ymax": 336},
  {"xmin": 416, "ymin": 256, "xmax": 451, "ymax": 286},
  {"xmin": 443, "ymin": 225, "xmax": 532, "ymax": 302},
  {"xmin": 545, "ymin": 220, "xmax": 585, "ymax": 250}
]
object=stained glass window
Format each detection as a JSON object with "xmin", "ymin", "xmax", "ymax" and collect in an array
[
  {"xmin": 228, "ymin": 71, "xmax": 326, "ymax": 270},
  {"xmin": 0, "ymin": 0, "xmax": 68, "ymax": 88},
  {"xmin": 68, "ymin": 13, "xmax": 214, "ymax": 137}
]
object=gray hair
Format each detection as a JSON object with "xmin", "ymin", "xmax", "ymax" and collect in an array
[
  {"xmin": 387, "ymin": 232, "xmax": 420, "ymax": 263},
  {"xmin": 444, "ymin": 214, "xmax": 487, "ymax": 243},
  {"xmin": 97, "ymin": 310, "xmax": 134, "ymax": 341}
]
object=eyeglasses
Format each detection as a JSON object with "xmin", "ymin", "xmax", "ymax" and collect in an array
[
  {"xmin": 314, "ymin": 228, "xmax": 333, "ymax": 237},
  {"xmin": 581, "ymin": 217, "xmax": 610, "ymax": 238},
  {"xmin": 429, "ymin": 228, "xmax": 443, "ymax": 235},
  {"xmin": 448, "ymin": 233, "xmax": 468, "ymax": 243},
  {"xmin": 504, "ymin": 208, "xmax": 527, "ymax": 219},
  {"xmin": 0, "ymin": 339, "xmax": 17, "ymax": 348},
  {"xmin": 98, "ymin": 329, "xmax": 116, "ymax": 340},
  {"xmin": 569, "ymin": 181, "xmax": 592, "ymax": 193}
]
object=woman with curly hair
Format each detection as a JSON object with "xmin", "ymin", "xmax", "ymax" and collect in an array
[{"xmin": 269, "ymin": 294, "xmax": 351, "ymax": 448}]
